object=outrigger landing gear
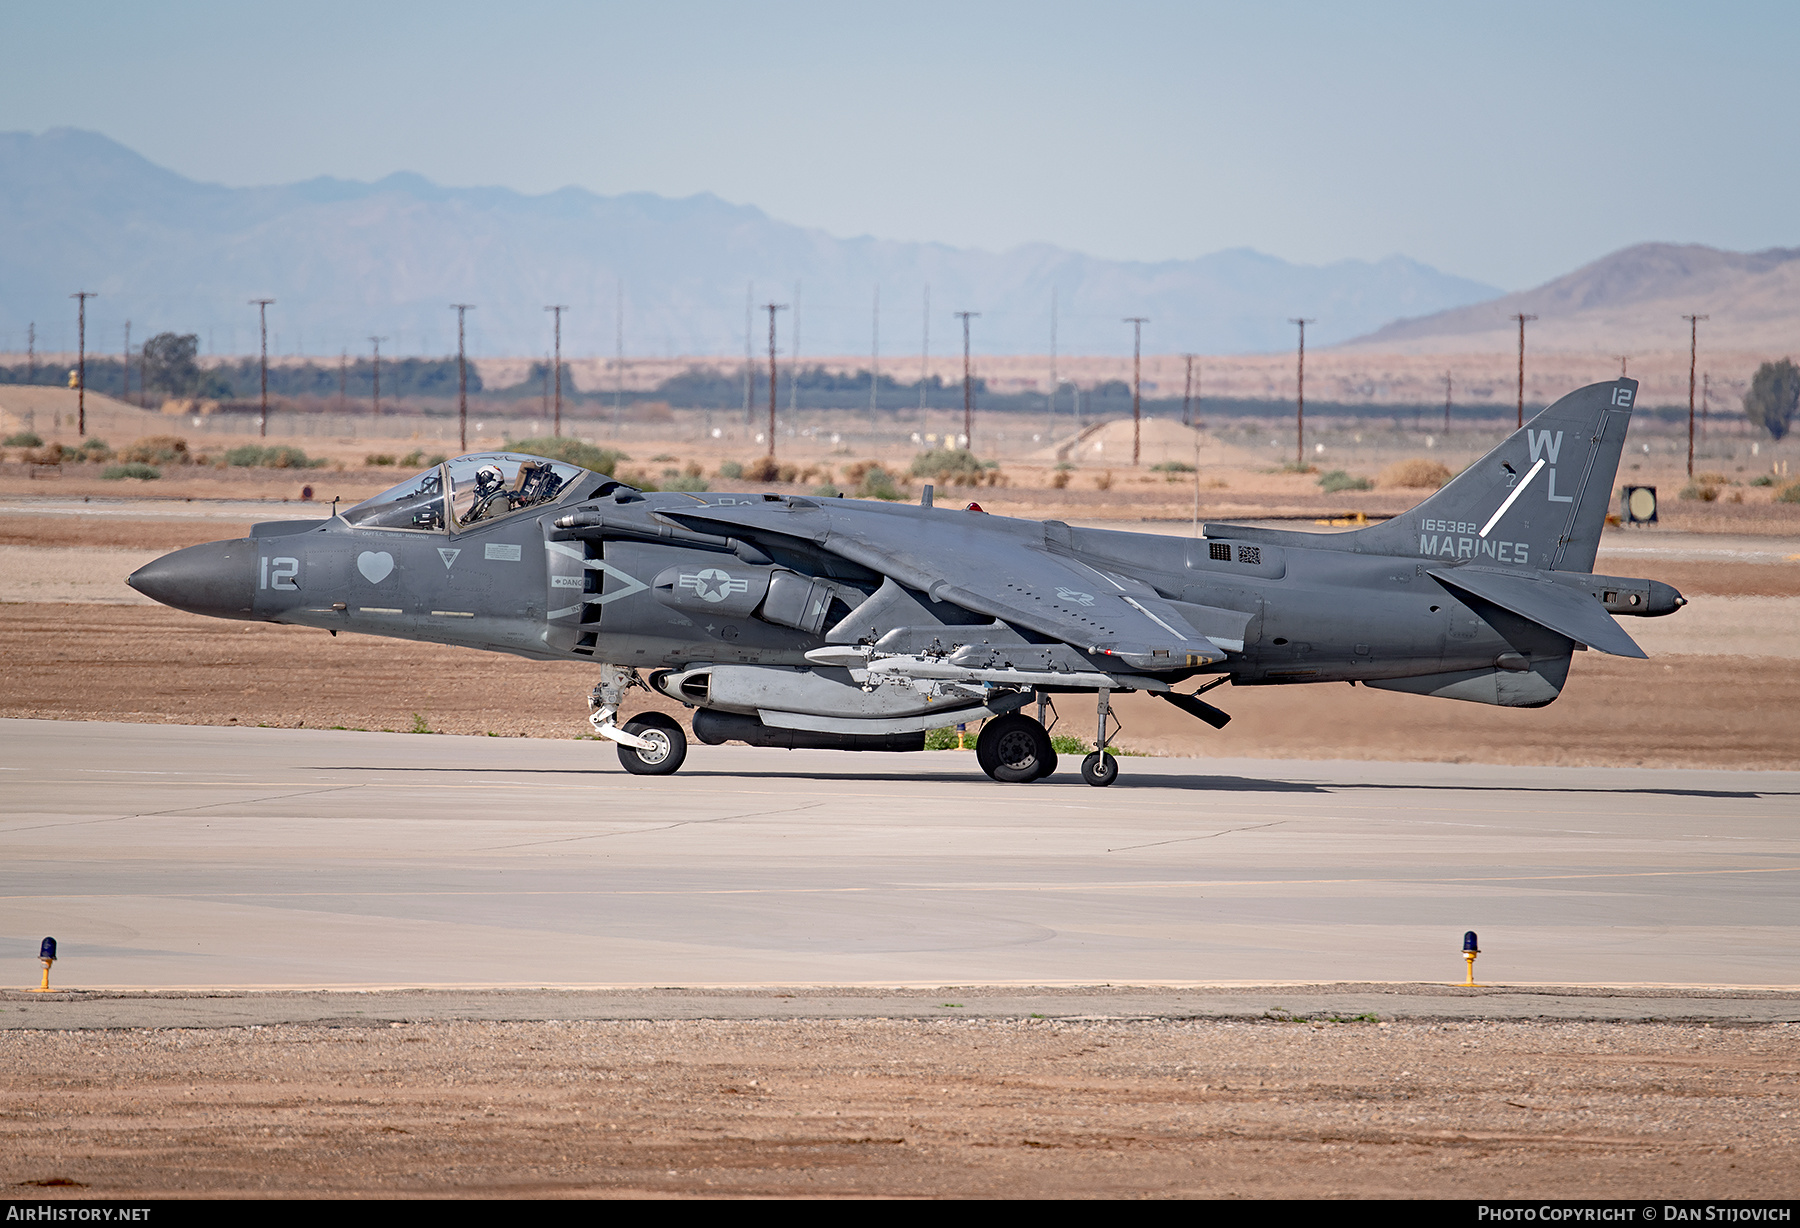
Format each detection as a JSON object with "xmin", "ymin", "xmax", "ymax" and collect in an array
[
  {"xmin": 589, "ymin": 665, "xmax": 689, "ymax": 776},
  {"xmin": 1081, "ymin": 688, "xmax": 1120, "ymax": 787}
]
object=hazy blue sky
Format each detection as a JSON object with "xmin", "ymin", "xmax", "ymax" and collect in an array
[{"xmin": 4, "ymin": 1, "xmax": 1794, "ymax": 290}]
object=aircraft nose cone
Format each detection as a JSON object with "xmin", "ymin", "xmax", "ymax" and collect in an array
[{"xmin": 127, "ymin": 538, "xmax": 259, "ymax": 620}]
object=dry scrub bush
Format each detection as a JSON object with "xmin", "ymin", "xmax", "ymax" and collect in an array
[
  {"xmin": 1094, "ymin": 470, "xmax": 1114, "ymax": 491},
  {"xmin": 1378, "ymin": 458, "xmax": 1451, "ymax": 489},
  {"xmin": 121, "ymin": 435, "xmax": 191, "ymax": 465}
]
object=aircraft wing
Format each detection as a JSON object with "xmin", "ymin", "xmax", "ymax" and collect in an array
[
  {"xmin": 1428, "ymin": 565, "xmax": 1647, "ymax": 659},
  {"xmin": 663, "ymin": 500, "xmax": 1226, "ymax": 670}
]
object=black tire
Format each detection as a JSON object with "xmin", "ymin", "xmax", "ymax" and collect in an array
[
  {"xmin": 1033, "ymin": 744, "xmax": 1059, "ymax": 781},
  {"xmin": 617, "ymin": 713, "xmax": 688, "ymax": 776},
  {"xmin": 1080, "ymin": 750, "xmax": 1118, "ymax": 787},
  {"xmin": 976, "ymin": 713, "xmax": 1053, "ymax": 783}
]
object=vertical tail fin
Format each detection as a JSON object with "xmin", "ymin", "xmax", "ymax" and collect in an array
[{"xmin": 1349, "ymin": 378, "xmax": 1636, "ymax": 573}]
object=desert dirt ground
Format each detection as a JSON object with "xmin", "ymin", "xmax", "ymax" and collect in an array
[
  {"xmin": 3, "ymin": 1016, "xmax": 1796, "ymax": 1199},
  {"xmin": 4, "ymin": 419, "xmax": 1798, "ymax": 1199}
]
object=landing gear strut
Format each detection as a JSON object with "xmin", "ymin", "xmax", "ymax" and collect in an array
[
  {"xmin": 589, "ymin": 665, "xmax": 690, "ymax": 776},
  {"xmin": 1081, "ymin": 687, "xmax": 1120, "ymax": 787}
]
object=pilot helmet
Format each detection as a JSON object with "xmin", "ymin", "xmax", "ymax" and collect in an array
[{"xmin": 475, "ymin": 464, "xmax": 505, "ymax": 491}]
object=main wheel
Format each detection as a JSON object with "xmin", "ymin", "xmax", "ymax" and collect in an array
[
  {"xmin": 617, "ymin": 712, "xmax": 688, "ymax": 776},
  {"xmin": 976, "ymin": 713, "xmax": 1053, "ymax": 783},
  {"xmin": 1080, "ymin": 750, "xmax": 1118, "ymax": 787},
  {"xmin": 1033, "ymin": 743, "xmax": 1059, "ymax": 780}
]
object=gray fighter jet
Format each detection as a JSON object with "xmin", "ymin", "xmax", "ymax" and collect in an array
[{"xmin": 128, "ymin": 378, "xmax": 1683, "ymax": 785}]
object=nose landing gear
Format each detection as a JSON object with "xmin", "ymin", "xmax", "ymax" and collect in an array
[
  {"xmin": 588, "ymin": 664, "xmax": 690, "ymax": 776},
  {"xmin": 617, "ymin": 711, "xmax": 688, "ymax": 776}
]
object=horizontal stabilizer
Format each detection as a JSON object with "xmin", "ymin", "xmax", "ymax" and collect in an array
[{"xmin": 1428, "ymin": 566, "xmax": 1646, "ymax": 659}]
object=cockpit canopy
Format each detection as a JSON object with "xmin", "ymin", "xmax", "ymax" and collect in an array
[{"xmin": 342, "ymin": 453, "xmax": 592, "ymax": 532}]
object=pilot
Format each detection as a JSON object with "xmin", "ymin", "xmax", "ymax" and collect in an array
[{"xmin": 467, "ymin": 463, "xmax": 509, "ymax": 522}]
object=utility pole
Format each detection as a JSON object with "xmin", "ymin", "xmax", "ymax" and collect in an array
[
  {"xmin": 955, "ymin": 311, "xmax": 979, "ymax": 450},
  {"xmin": 251, "ymin": 299, "xmax": 274, "ymax": 437},
  {"xmin": 1048, "ymin": 289, "xmax": 1059, "ymax": 440},
  {"xmin": 919, "ymin": 285, "xmax": 930, "ymax": 419},
  {"xmin": 1444, "ymin": 370, "xmax": 1453, "ymax": 432},
  {"xmin": 869, "ymin": 285, "xmax": 880, "ymax": 437},
  {"xmin": 1182, "ymin": 354, "xmax": 1195, "ymax": 427},
  {"xmin": 122, "ymin": 321, "xmax": 131, "ymax": 406},
  {"xmin": 764, "ymin": 302, "xmax": 787, "ymax": 458},
  {"xmin": 614, "ymin": 281, "xmax": 625, "ymax": 437},
  {"xmin": 1683, "ymin": 313, "xmax": 1708, "ymax": 479},
  {"xmin": 1288, "ymin": 317, "xmax": 1314, "ymax": 467},
  {"xmin": 742, "ymin": 282, "xmax": 753, "ymax": 427},
  {"xmin": 26, "ymin": 323, "xmax": 35, "ymax": 383},
  {"xmin": 369, "ymin": 336, "xmax": 386, "ymax": 416},
  {"xmin": 1124, "ymin": 317, "xmax": 1148, "ymax": 465},
  {"xmin": 451, "ymin": 304, "xmax": 474, "ymax": 452},
  {"xmin": 789, "ymin": 283, "xmax": 802, "ymax": 419},
  {"xmin": 71, "ymin": 292, "xmax": 95, "ymax": 435},
  {"xmin": 545, "ymin": 305, "xmax": 567, "ymax": 437},
  {"xmin": 1512, "ymin": 313, "xmax": 1537, "ymax": 429}
]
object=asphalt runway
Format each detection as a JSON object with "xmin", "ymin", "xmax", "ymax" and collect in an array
[{"xmin": 4, "ymin": 718, "xmax": 1798, "ymax": 992}]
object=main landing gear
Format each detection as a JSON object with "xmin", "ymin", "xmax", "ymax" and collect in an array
[
  {"xmin": 973, "ymin": 689, "xmax": 1121, "ymax": 787},
  {"xmin": 590, "ymin": 665, "xmax": 690, "ymax": 776}
]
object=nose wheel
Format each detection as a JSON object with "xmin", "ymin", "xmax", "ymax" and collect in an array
[{"xmin": 617, "ymin": 712, "xmax": 688, "ymax": 776}]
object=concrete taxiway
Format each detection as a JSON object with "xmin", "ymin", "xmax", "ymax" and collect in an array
[{"xmin": 3, "ymin": 718, "xmax": 1797, "ymax": 992}]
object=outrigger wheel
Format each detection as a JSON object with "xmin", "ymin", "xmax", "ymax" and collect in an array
[
  {"xmin": 617, "ymin": 712, "xmax": 688, "ymax": 776},
  {"xmin": 975, "ymin": 713, "xmax": 1056, "ymax": 783},
  {"xmin": 1080, "ymin": 750, "xmax": 1118, "ymax": 788}
]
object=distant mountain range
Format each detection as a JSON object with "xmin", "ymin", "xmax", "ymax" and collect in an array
[
  {"xmin": 1339, "ymin": 242, "xmax": 1800, "ymax": 354},
  {"xmin": 1, "ymin": 128, "xmax": 1502, "ymax": 359}
]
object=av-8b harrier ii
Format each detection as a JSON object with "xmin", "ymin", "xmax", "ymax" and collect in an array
[{"xmin": 129, "ymin": 378, "xmax": 1683, "ymax": 786}]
